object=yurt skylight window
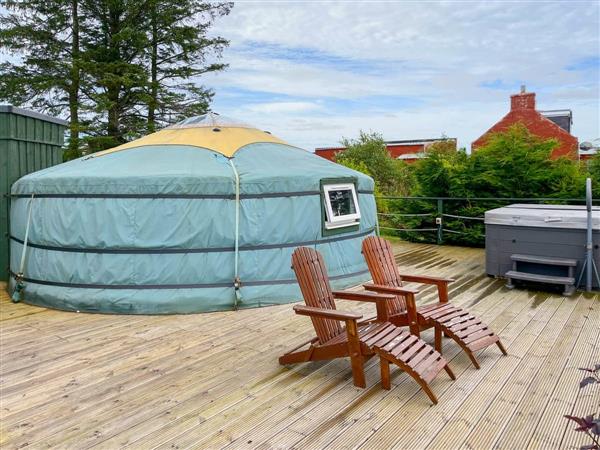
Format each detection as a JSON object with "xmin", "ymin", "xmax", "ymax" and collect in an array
[
  {"xmin": 323, "ymin": 183, "xmax": 361, "ymax": 229},
  {"xmin": 167, "ymin": 112, "xmax": 252, "ymax": 130}
]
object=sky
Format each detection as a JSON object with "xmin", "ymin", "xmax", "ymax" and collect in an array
[{"xmin": 205, "ymin": 0, "xmax": 600, "ymax": 151}]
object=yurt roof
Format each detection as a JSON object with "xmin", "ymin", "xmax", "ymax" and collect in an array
[
  {"xmin": 11, "ymin": 113, "xmax": 374, "ymax": 197},
  {"xmin": 93, "ymin": 112, "xmax": 287, "ymax": 158}
]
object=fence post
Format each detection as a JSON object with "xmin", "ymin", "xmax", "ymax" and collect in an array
[{"xmin": 436, "ymin": 199, "xmax": 443, "ymax": 244}]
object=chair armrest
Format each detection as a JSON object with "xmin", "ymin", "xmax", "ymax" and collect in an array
[
  {"xmin": 332, "ymin": 291, "xmax": 397, "ymax": 322},
  {"xmin": 396, "ymin": 274, "xmax": 453, "ymax": 303},
  {"xmin": 362, "ymin": 283, "xmax": 420, "ymax": 336},
  {"xmin": 332, "ymin": 291, "xmax": 396, "ymax": 303},
  {"xmin": 397, "ymin": 274, "xmax": 455, "ymax": 285},
  {"xmin": 362, "ymin": 283, "xmax": 420, "ymax": 296},
  {"xmin": 293, "ymin": 305, "xmax": 364, "ymax": 366},
  {"xmin": 293, "ymin": 305, "xmax": 362, "ymax": 321}
]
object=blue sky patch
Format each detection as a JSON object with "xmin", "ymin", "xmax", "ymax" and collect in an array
[{"xmin": 565, "ymin": 56, "xmax": 600, "ymax": 72}]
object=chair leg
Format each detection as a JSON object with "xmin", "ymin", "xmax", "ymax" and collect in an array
[
  {"xmin": 439, "ymin": 326, "xmax": 483, "ymax": 369},
  {"xmin": 465, "ymin": 349, "xmax": 481, "ymax": 370},
  {"xmin": 444, "ymin": 363, "xmax": 456, "ymax": 380},
  {"xmin": 435, "ymin": 326, "xmax": 442, "ymax": 353},
  {"xmin": 380, "ymin": 356, "xmax": 391, "ymax": 390},
  {"xmin": 496, "ymin": 340, "xmax": 508, "ymax": 356},
  {"xmin": 376, "ymin": 352, "xmax": 442, "ymax": 405},
  {"xmin": 416, "ymin": 378, "xmax": 438, "ymax": 405},
  {"xmin": 350, "ymin": 354, "xmax": 366, "ymax": 388}
]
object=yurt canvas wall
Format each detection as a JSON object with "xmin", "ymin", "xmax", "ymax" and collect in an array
[{"xmin": 9, "ymin": 115, "xmax": 378, "ymax": 314}]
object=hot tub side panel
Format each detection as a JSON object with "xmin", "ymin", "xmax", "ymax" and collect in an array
[{"xmin": 485, "ymin": 224, "xmax": 599, "ymax": 288}]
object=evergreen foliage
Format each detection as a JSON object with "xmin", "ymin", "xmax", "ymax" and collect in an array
[
  {"xmin": 587, "ymin": 154, "xmax": 600, "ymax": 197},
  {"xmin": 0, "ymin": 0, "xmax": 83, "ymax": 157},
  {"xmin": 0, "ymin": 0, "xmax": 232, "ymax": 158},
  {"xmin": 335, "ymin": 124, "xmax": 594, "ymax": 247}
]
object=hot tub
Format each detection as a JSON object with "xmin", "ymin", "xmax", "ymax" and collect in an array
[{"xmin": 485, "ymin": 204, "xmax": 600, "ymax": 289}]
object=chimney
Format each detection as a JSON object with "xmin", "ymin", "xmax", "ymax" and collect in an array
[{"xmin": 510, "ymin": 86, "xmax": 536, "ymax": 111}]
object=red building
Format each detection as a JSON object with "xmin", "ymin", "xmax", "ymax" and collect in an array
[
  {"xmin": 315, "ymin": 138, "xmax": 457, "ymax": 163},
  {"xmin": 472, "ymin": 87, "xmax": 578, "ymax": 159}
]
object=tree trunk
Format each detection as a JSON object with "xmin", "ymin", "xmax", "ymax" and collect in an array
[
  {"xmin": 106, "ymin": 5, "xmax": 121, "ymax": 145},
  {"xmin": 68, "ymin": 0, "xmax": 80, "ymax": 154},
  {"xmin": 147, "ymin": 0, "xmax": 158, "ymax": 133}
]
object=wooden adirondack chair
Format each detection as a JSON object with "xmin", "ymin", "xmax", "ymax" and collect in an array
[
  {"xmin": 361, "ymin": 236, "xmax": 507, "ymax": 369},
  {"xmin": 280, "ymin": 246, "xmax": 455, "ymax": 403}
]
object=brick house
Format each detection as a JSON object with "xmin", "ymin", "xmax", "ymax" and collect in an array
[
  {"xmin": 471, "ymin": 87, "xmax": 578, "ymax": 159},
  {"xmin": 315, "ymin": 138, "xmax": 457, "ymax": 163}
]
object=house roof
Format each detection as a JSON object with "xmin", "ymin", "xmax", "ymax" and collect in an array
[
  {"xmin": 385, "ymin": 138, "xmax": 456, "ymax": 146},
  {"xmin": 540, "ymin": 110, "xmax": 572, "ymax": 133},
  {"xmin": 471, "ymin": 91, "xmax": 578, "ymax": 159},
  {"xmin": 315, "ymin": 138, "xmax": 456, "ymax": 152}
]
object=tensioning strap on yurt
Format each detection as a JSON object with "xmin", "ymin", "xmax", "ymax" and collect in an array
[
  {"xmin": 9, "ymin": 190, "xmax": 374, "ymax": 199},
  {"xmin": 9, "ymin": 227, "xmax": 376, "ymax": 254},
  {"xmin": 8, "ymin": 268, "xmax": 370, "ymax": 290},
  {"xmin": 12, "ymin": 194, "xmax": 34, "ymax": 302},
  {"xmin": 229, "ymin": 158, "xmax": 242, "ymax": 308}
]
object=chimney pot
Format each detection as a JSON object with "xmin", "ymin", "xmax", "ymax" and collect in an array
[{"xmin": 520, "ymin": 84, "xmax": 526, "ymax": 93}]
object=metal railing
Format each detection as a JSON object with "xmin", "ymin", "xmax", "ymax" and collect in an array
[{"xmin": 375, "ymin": 196, "xmax": 598, "ymax": 245}]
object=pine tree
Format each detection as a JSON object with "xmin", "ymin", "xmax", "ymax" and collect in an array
[
  {"xmin": 1, "ymin": 0, "xmax": 232, "ymax": 154},
  {"xmin": 145, "ymin": 0, "xmax": 232, "ymax": 132},
  {"xmin": 79, "ymin": 0, "xmax": 151, "ymax": 150},
  {"xmin": 82, "ymin": 0, "xmax": 231, "ymax": 148},
  {"xmin": 0, "ymin": 0, "xmax": 84, "ymax": 158}
]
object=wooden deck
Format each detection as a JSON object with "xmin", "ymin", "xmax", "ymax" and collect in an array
[{"xmin": 1, "ymin": 242, "xmax": 598, "ymax": 449}]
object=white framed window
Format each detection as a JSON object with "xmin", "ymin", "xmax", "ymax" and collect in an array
[{"xmin": 323, "ymin": 183, "xmax": 361, "ymax": 230}]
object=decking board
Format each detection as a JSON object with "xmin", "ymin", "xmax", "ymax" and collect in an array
[{"xmin": 0, "ymin": 241, "xmax": 598, "ymax": 450}]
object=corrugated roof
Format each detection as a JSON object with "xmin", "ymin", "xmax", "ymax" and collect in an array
[{"xmin": 0, "ymin": 105, "xmax": 68, "ymax": 126}]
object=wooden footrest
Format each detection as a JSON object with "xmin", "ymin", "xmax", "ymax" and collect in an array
[
  {"xmin": 363, "ymin": 323, "xmax": 454, "ymax": 404},
  {"xmin": 371, "ymin": 331, "xmax": 447, "ymax": 384},
  {"xmin": 418, "ymin": 303, "xmax": 507, "ymax": 368}
]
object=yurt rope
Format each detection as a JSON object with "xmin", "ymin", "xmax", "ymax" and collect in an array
[
  {"xmin": 12, "ymin": 194, "xmax": 35, "ymax": 302},
  {"xmin": 228, "ymin": 158, "xmax": 242, "ymax": 309}
]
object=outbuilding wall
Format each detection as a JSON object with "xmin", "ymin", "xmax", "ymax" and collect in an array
[{"xmin": 0, "ymin": 106, "xmax": 66, "ymax": 281}]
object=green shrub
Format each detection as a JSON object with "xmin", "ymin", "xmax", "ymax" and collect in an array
[{"xmin": 333, "ymin": 125, "xmax": 591, "ymax": 246}]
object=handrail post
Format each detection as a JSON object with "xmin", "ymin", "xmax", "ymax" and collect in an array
[{"xmin": 437, "ymin": 198, "xmax": 443, "ymax": 245}]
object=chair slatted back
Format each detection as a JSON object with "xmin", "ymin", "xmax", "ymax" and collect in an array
[
  {"xmin": 291, "ymin": 247, "xmax": 343, "ymax": 344},
  {"xmin": 362, "ymin": 236, "xmax": 406, "ymax": 315}
]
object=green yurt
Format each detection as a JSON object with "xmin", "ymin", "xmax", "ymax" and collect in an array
[{"xmin": 9, "ymin": 114, "xmax": 378, "ymax": 313}]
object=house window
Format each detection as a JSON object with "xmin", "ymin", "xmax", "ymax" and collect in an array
[{"xmin": 323, "ymin": 183, "xmax": 361, "ymax": 230}]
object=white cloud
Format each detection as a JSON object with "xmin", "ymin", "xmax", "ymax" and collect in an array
[
  {"xmin": 243, "ymin": 101, "xmax": 323, "ymax": 113},
  {"xmin": 206, "ymin": 0, "xmax": 600, "ymax": 150}
]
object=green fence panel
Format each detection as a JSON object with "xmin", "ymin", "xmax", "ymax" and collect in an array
[{"xmin": 0, "ymin": 106, "xmax": 67, "ymax": 281}]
